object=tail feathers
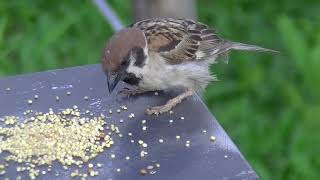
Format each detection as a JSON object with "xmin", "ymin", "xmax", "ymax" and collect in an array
[
  {"xmin": 216, "ymin": 41, "xmax": 278, "ymax": 64},
  {"xmin": 228, "ymin": 41, "xmax": 279, "ymax": 53}
]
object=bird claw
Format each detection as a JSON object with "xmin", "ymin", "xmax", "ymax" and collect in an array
[
  {"xmin": 117, "ymin": 88, "xmax": 145, "ymax": 98},
  {"xmin": 146, "ymin": 89, "xmax": 193, "ymax": 116},
  {"xmin": 146, "ymin": 105, "xmax": 172, "ymax": 116},
  {"xmin": 117, "ymin": 88, "xmax": 136, "ymax": 98}
]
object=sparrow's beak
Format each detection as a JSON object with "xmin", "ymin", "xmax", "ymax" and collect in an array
[{"xmin": 107, "ymin": 73, "xmax": 121, "ymax": 93}]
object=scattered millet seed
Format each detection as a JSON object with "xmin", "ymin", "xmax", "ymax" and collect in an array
[
  {"xmin": 140, "ymin": 151, "xmax": 147, "ymax": 157},
  {"xmin": 34, "ymin": 95, "xmax": 39, "ymax": 99},
  {"xmin": 5, "ymin": 87, "xmax": 11, "ymax": 92},
  {"xmin": 185, "ymin": 144, "xmax": 190, "ymax": 147},
  {"xmin": 142, "ymin": 143, "xmax": 148, "ymax": 148},
  {"xmin": 130, "ymin": 140, "xmax": 135, "ymax": 143},
  {"xmin": 89, "ymin": 170, "xmax": 98, "ymax": 176},
  {"xmin": 66, "ymin": 91, "xmax": 71, "ymax": 95},
  {"xmin": 55, "ymin": 96, "xmax": 60, "ymax": 101},
  {"xmin": 142, "ymin": 126, "xmax": 147, "ymax": 131},
  {"xmin": 128, "ymin": 113, "xmax": 135, "ymax": 118},
  {"xmin": 186, "ymin": 140, "xmax": 190, "ymax": 144},
  {"xmin": 121, "ymin": 105, "xmax": 128, "ymax": 110},
  {"xmin": 138, "ymin": 140, "xmax": 144, "ymax": 145},
  {"xmin": 97, "ymin": 163, "xmax": 102, "ymax": 168},
  {"xmin": 155, "ymin": 163, "xmax": 160, "ymax": 168},
  {"xmin": 141, "ymin": 120, "xmax": 146, "ymax": 124},
  {"xmin": 149, "ymin": 170, "xmax": 157, "ymax": 175},
  {"xmin": 108, "ymin": 109, "xmax": 113, "ymax": 114},
  {"xmin": 83, "ymin": 96, "xmax": 89, "ymax": 100},
  {"xmin": 116, "ymin": 168, "xmax": 121, "ymax": 172},
  {"xmin": 180, "ymin": 116, "xmax": 185, "ymax": 120},
  {"xmin": 158, "ymin": 139, "xmax": 164, "ymax": 143},
  {"xmin": 16, "ymin": 167, "xmax": 21, "ymax": 172},
  {"xmin": 128, "ymin": 132, "xmax": 133, "ymax": 136},
  {"xmin": 111, "ymin": 154, "xmax": 116, "ymax": 159},
  {"xmin": 154, "ymin": 92, "xmax": 159, "ymax": 96},
  {"xmin": 116, "ymin": 109, "xmax": 121, "ymax": 113},
  {"xmin": 176, "ymin": 135, "xmax": 181, "ymax": 140},
  {"xmin": 125, "ymin": 156, "xmax": 130, "ymax": 160},
  {"xmin": 70, "ymin": 172, "xmax": 77, "ymax": 177},
  {"xmin": 169, "ymin": 120, "xmax": 173, "ymax": 123},
  {"xmin": 202, "ymin": 130, "xmax": 207, "ymax": 133},
  {"xmin": 224, "ymin": 155, "xmax": 228, "ymax": 159},
  {"xmin": 119, "ymin": 134, "xmax": 123, "ymax": 138},
  {"xmin": 88, "ymin": 164, "xmax": 94, "ymax": 168},
  {"xmin": 27, "ymin": 100, "xmax": 33, "ymax": 105},
  {"xmin": 139, "ymin": 168, "xmax": 148, "ymax": 176},
  {"xmin": 4, "ymin": 116, "xmax": 17, "ymax": 125},
  {"xmin": 0, "ymin": 108, "xmax": 114, "ymax": 179},
  {"xmin": 210, "ymin": 136, "xmax": 216, "ymax": 142},
  {"xmin": 119, "ymin": 119, "xmax": 124, "ymax": 123},
  {"xmin": 169, "ymin": 110, "xmax": 173, "ymax": 114},
  {"xmin": 147, "ymin": 165, "xmax": 154, "ymax": 170}
]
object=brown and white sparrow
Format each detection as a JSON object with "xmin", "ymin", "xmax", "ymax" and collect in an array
[{"xmin": 101, "ymin": 18, "xmax": 276, "ymax": 115}]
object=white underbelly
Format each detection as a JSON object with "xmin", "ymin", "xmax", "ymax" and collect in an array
[
  {"xmin": 126, "ymin": 52, "xmax": 216, "ymax": 91},
  {"xmin": 138, "ymin": 62, "xmax": 214, "ymax": 91}
]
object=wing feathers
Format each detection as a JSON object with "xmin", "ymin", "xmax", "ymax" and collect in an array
[{"xmin": 130, "ymin": 18, "xmax": 276, "ymax": 65}]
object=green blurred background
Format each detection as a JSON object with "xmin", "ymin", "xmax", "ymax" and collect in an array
[{"xmin": 0, "ymin": 0, "xmax": 319, "ymax": 179}]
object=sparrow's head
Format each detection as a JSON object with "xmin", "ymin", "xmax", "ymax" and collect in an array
[{"xmin": 101, "ymin": 27, "xmax": 147, "ymax": 93}]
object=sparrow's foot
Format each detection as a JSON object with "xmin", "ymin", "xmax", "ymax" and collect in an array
[
  {"xmin": 117, "ymin": 87, "xmax": 146, "ymax": 98},
  {"xmin": 146, "ymin": 89, "xmax": 194, "ymax": 115}
]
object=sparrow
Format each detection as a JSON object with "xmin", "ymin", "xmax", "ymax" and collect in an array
[{"xmin": 101, "ymin": 18, "xmax": 276, "ymax": 115}]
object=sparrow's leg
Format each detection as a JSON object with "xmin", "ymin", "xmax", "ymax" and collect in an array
[
  {"xmin": 146, "ymin": 89, "xmax": 194, "ymax": 115},
  {"xmin": 117, "ymin": 87, "xmax": 146, "ymax": 98}
]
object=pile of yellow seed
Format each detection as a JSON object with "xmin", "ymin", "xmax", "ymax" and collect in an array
[{"xmin": 0, "ymin": 107, "xmax": 114, "ymax": 179}]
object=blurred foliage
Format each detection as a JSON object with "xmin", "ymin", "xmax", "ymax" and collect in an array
[
  {"xmin": 199, "ymin": 0, "xmax": 320, "ymax": 179},
  {"xmin": 0, "ymin": 0, "xmax": 319, "ymax": 179}
]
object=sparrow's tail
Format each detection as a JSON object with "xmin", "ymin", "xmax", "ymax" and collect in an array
[
  {"xmin": 216, "ymin": 41, "xmax": 278, "ymax": 63},
  {"xmin": 227, "ymin": 41, "xmax": 279, "ymax": 53}
]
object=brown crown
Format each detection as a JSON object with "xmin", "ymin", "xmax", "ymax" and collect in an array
[{"xmin": 102, "ymin": 27, "xmax": 146, "ymax": 74}]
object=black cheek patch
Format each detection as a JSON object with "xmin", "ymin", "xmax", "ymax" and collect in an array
[
  {"xmin": 133, "ymin": 47, "xmax": 146, "ymax": 68},
  {"xmin": 123, "ymin": 73, "xmax": 141, "ymax": 86}
]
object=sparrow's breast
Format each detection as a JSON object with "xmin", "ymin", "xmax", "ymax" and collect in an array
[{"xmin": 126, "ymin": 52, "xmax": 215, "ymax": 91}]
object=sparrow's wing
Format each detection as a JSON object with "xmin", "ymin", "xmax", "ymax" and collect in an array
[
  {"xmin": 131, "ymin": 18, "xmax": 277, "ymax": 64},
  {"xmin": 130, "ymin": 18, "xmax": 225, "ymax": 64}
]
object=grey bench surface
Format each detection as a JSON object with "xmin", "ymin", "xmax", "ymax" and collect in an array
[{"xmin": 0, "ymin": 64, "xmax": 258, "ymax": 180}]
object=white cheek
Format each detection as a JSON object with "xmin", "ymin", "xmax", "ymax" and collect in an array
[
  {"xmin": 127, "ymin": 64, "xmax": 139, "ymax": 75},
  {"xmin": 126, "ymin": 60, "xmax": 145, "ymax": 78},
  {"xmin": 126, "ymin": 50, "xmax": 150, "ymax": 76}
]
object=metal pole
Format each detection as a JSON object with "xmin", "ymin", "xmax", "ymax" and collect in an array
[
  {"xmin": 133, "ymin": 0, "xmax": 197, "ymax": 21},
  {"xmin": 92, "ymin": 0, "xmax": 124, "ymax": 31}
]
